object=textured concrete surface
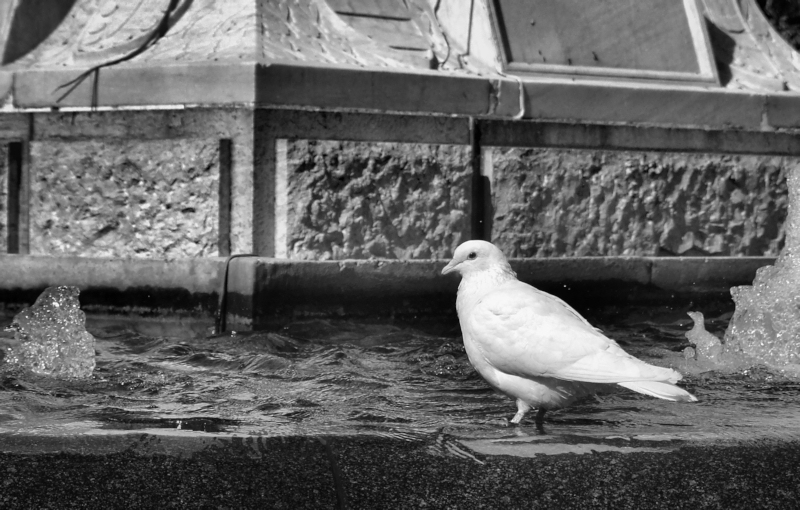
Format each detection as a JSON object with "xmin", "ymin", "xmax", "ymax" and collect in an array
[
  {"xmin": 491, "ymin": 147, "xmax": 793, "ymax": 257},
  {"xmin": 29, "ymin": 138, "xmax": 220, "ymax": 259},
  {"xmin": 284, "ymin": 140, "xmax": 472, "ymax": 260},
  {"xmin": 1, "ymin": 431, "xmax": 799, "ymax": 509},
  {"xmin": 31, "ymin": 108, "xmax": 255, "ymax": 255}
]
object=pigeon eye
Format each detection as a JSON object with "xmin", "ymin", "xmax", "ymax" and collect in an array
[{"xmin": 467, "ymin": 252, "xmax": 477, "ymax": 260}]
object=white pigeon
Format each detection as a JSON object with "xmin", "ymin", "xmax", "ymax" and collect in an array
[{"xmin": 442, "ymin": 240, "xmax": 697, "ymax": 432}]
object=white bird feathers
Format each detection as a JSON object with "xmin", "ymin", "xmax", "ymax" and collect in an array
[{"xmin": 442, "ymin": 240, "xmax": 697, "ymax": 432}]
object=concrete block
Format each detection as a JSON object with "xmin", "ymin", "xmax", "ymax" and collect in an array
[
  {"xmin": 14, "ymin": 63, "xmax": 257, "ymax": 108},
  {"xmin": 259, "ymin": 109, "xmax": 470, "ymax": 146},
  {"xmin": 227, "ymin": 258, "xmax": 460, "ymax": 327},
  {"xmin": 256, "ymin": 63, "xmax": 497, "ymax": 116},
  {"xmin": 224, "ymin": 255, "xmax": 258, "ymax": 331},
  {"xmin": 0, "ymin": 112, "xmax": 28, "ymax": 140},
  {"xmin": 0, "ymin": 255, "xmax": 225, "ymax": 317},
  {"xmin": 0, "ymin": 254, "xmax": 779, "ymax": 330},
  {"xmin": 651, "ymin": 257, "xmax": 775, "ymax": 293},
  {"xmin": 522, "ymin": 80, "xmax": 765, "ymax": 130},
  {"xmin": 31, "ymin": 109, "xmax": 252, "ymax": 142},
  {"xmin": 489, "ymin": 147, "xmax": 795, "ymax": 257},
  {"xmin": 765, "ymin": 93, "xmax": 800, "ymax": 130},
  {"xmin": 280, "ymin": 139, "xmax": 472, "ymax": 260},
  {"xmin": 479, "ymin": 119, "xmax": 800, "ymax": 155},
  {"xmin": 0, "ymin": 72, "xmax": 13, "ymax": 108},
  {"xmin": 512, "ymin": 257, "xmax": 651, "ymax": 285},
  {"xmin": 509, "ymin": 257, "xmax": 654, "ymax": 308},
  {"xmin": 29, "ymin": 138, "xmax": 221, "ymax": 258}
]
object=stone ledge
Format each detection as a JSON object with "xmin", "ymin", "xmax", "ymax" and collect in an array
[
  {"xmin": 0, "ymin": 255, "xmax": 777, "ymax": 329},
  {"xmin": 1, "ymin": 430, "xmax": 798, "ymax": 508},
  {"xmin": 0, "ymin": 255, "xmax": 225, "ymax": 318},
  {"xmin": 14, "ymin": 63, "xmax": 258, "ymax": 108},
  {"xmin": 522, "ymin": 79, "xmax": 769, "ymax": 130},
  {"xmin": 8, "ymin": 62, "xmax": 800, "ymax": 132},
  {"xmin": 225, "ymin": 256, "xmax": 776, "ymax": 329},
  {"xmin": 651, "ymin": 257, "xmax": 777, "ymax": 293}
]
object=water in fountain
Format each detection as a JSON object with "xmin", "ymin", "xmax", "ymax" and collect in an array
[
  {"xmin": 685, "ymin": 168, "xmax": 800, "ymax": 374},
  {"xmin": 3, "ymin": 286, "xmax": 96, "ymax": 379},
  {"xmin": 723, "ymin": 168, "xmax": 800, "ymax": 371},
  {"xmin": 684, "ymin": 311, "xmax": 723, "ymax": 364}
]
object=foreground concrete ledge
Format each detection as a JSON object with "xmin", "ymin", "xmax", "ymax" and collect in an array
[
  {"xmin": 0, "ymin": 255, "xmax": 776, "ymax": 329},
  {"xmin": 225, "ymin": 256, "xmax": 775, "ymax": 330},
  {"xmin": 0, "ymin": 255, "xmax": 226, "ymax": 318},
  {"xmin": 1, "ymin": 430, "xmax": 799, "ymax": 508}
]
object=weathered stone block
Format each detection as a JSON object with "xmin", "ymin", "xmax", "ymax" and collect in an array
[
  {"xmin": 285, "ymin": 140, "xmax": 471, "ymax": 259},
  {"xmin": 491, "ymin": 148, "xmax": 792, "ymax": 257},
  {"xmin": 30, "ymin": 139, "xmax": 220, "ymax": 258}
]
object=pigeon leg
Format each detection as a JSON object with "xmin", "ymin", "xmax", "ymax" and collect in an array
[
  {"xmin": 534, "ymin": 407, "xmax": 547, "ymax": 434},
  {"xmin": 510, "ymin": 399, "xmax": 531, "ymax": 425}
]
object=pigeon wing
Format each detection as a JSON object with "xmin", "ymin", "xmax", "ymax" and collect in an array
[{"xmin": 464, "ymin": 282, "xmax": 680, "ymax": 384}]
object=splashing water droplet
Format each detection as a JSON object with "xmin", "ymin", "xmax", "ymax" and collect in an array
[
  {"xmin": 4, "ymin": 286, "xmax": 96, "ymax": 379},
  {"xmin": 723, "ymin": 169, "xmax": 800, "ymax": 373},
  {"xmin": 685, "ymin": 311, "xmax": 723, "ymax": 364}
]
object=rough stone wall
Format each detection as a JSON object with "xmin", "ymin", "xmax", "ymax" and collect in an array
[
  {"xmin": 0, "ymin": 144, "xmax": 6, "ymax": 253},
  {"xmin": 30, "ymin": 139, "xmax": 220, "ymax": 259},
  {"xmin": 286, "ymin": 140, "xmax": 471, "ymax": 260},
  {"xmin": 33, "ymin": 109, "xmax": 254, "ymax": 255},
  {"xmin": 491, "ymin": 148, "xmax": 791, "ymax": 257}
]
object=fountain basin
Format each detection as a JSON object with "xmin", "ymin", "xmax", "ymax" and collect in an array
[{"xmin": 2, "ymin": 293, "xmax": 800, "ymax": 508}]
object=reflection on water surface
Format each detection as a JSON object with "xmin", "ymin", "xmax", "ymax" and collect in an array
[{"xmin": 1, "ymin": 305, "xmax": 799, "ymax": 447}]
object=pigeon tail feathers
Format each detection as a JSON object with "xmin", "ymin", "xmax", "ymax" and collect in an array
[{"xmin": 617, "ymin": 380, "xmax": 698, "ymax": 402}]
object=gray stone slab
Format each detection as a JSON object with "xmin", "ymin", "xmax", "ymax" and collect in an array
[
  {"xmin": 0, "ymin": 72, "xmax": 10, "ymax": 104},
  {"xmin": 765, "ymin": 93, "xmax": 800, "ymax": 129},
  {"xmin": 480, "ymin": 119, "xmax": 800, "ymax": 155},
  {"xmin": 260, "ymin": 109, "xmax": 470, "ymax": 146},
  {"xmin": 522, "ymin": 80, "xmax": 766, "ymax": 130},
  {"xmin": 282, "ymin": 139, "xmax": 472, "ymax": 260},
  {"xmin": 29, "ymin": 138, "xmax": 221, "ymax": 259},
  {"xmin": 651, "ymin": 256, "xmax": 776, "ymax": 293},
  {"xmin": 256, "ymin": 63, "xmax": 498, "ymax": 116},
  {"xmin": 511, "ymin": 257, "xmax": 651, "ymax": 285},
  {"xmin": 0, "ymin": 254, "xmax": 774, "ymax": 328},
  {"xmin": 0, "ymin": 112, "xmax": 27, "ymax": 140},
  {"xmin": 31, "ymin": 109, "xmax": 253, "ymax": 141},
  {"xmin": 0, "ymin": 255, "xmax": 225, "ymax": 318},
  {"xmin": 489, "ymin": 147, "xmax": 795, "ymax": 257},
  {"xmin": 14, "ymin": 63, "xmax": 257, "ymax": 108}
]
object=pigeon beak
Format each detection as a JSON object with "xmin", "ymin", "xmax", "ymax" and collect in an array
[{"xmin": 441, "ymin": 260, "xmax": 457, "ymax": 275}]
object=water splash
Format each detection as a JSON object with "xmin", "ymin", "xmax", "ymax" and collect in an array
[
  {"xmin": 4, "ymin": 286, "xmax": 96, "ymax": 379},
  {"xmin": 723, "ymin": 168, "xmax": 800, "ymax": 373},
  {"xmin": 684, "ymin": 311, "xmax": 723, "ymax": 364}
]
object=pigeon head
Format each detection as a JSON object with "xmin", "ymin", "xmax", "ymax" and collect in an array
[{"xmin": 441, "ymin": 240, "xmax": 515, "ymax": 278}]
